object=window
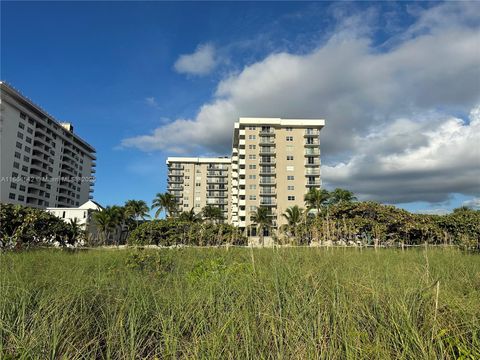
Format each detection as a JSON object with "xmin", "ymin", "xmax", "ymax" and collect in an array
[
  {"xmin": 248, "ymin": 144, "xmax": 256, "ymax": 150},
  {"xmin": 28, "ymin": 118, "xmax": 34, "ymax": 125},
  {"xmin": 287, "ymin": 155, "xmax": 294, "ymax": 161},
  {"xmin": 249, "ymin": 184, "xmax": 257, "ymax": 190},
  {"xmin": 27, "ymin": 127, "xmax": 33, "ymax": 134},
  {"xmin": 16, "ymin": 142, "xmax": 22, "ymax": 149},
  {"xmin": 46, "ymin": 184, "xmax": 51, "ymax": 190},
  {"xmin": 288, "ymin": 185, "xmax": 295, "ymax": 191},
  {"xmin": 286, "ymin": 145, "xmax": 294, "ymax": 153},
  {"xmin": 288, "ymin": 196, "xmax": 295, "ymax": 201},
  {"xmin": 195, "ymin": 197, "xmax": 201, "ymax": 201},
  {"xmin": 248, "ymin": 135, "xmax": 256, "ymax": 140},
  {"xmin": 22, "ymin": 166, "xmax": 28, "ymax": 172},
  {"xmin": 249, "ymin": 195, "xmax": 256, "ymax": 200},
  {"xmin": 14, "ymin": 152, "xmax": 21, "ymax": 159},
  {"xmin": 10, "ymin": 183, "xmax": 17, "ymax": 189},
  {"xmin": 286, "ymin": 127, "xmax": 293, "ymax": 131},
  {"xmin": 23, "ymin": 156, "xmax": 29, "ymax": 162},
  {"xmin": 185, "ymin": 176, "xmax": 190, "ymax": 180},
  {"xmin": 287, "ymin": 175, "xmax": 294, "ymax": 180},
  {"xmin": 248, "ymin": 174, "xmax": 257, "ymax": 179},
  {"xmin": 195, "ymin": 203, "xmax": 201, "ymax": 208},
  {"xmin": 184, "ymin": 203, "xmax": 189, "ymax": 208},
  {"xmin": 248, "ymin": 154, "xmax": 256, "ymax": 160},
  {"xmin": 24, "ymin": 146, "xmax": 31, "ymax": 153},
  {"xmin": 19, "ymin": 185, "xmax": 26, "ymax": 191},
  {"xmin": 18, "ymin": 195, "xmax": 24, "ymax": 201},
  {"xmin": 248, "ymin": 126, "xmax": 256, "ymax": 130},
  {"xmin": 195, "ymin": 182, "xmax": 201, "ymax": 187},
  {"xmin": 20, "ymin": 112, "xmax": 27, "ymax": 119},
  {"xmin": 195, "ymin": 176, "xmax": 201, "ymax": 181},
  {"xmin": 9, "ymin": 193, "xmax": 15, "ymax": 200},
  {"xmin": 286, "ymin": 166, "xmax": 294, "ymax": 171},
  {"xmin": 26, "ymin": 137, "xmax": 32, "ymax": 144},
  {"xmin": 249, "ymin": 164, "xmax": 256, "ymax": 169},
  {"xmin": 19, "ymin": 122, "xmax": 25, "ymax": 129},
  {"xmin": 13, "ymin": 162, "xmax": 20, "ymax": 169},
  {"xmin": 286, "ymin": 136, "xmax": 293, "ymax": 142}
]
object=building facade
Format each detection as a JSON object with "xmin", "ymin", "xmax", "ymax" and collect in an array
[
  {"xmin": 166, "ymin": 157, "xmax": 231, "ymax": 220},
  {"xmin": 231, "ymin": 118, "xmax": 325, "ymax": 236},
  {"xmin": 0, "ymin": 81, "xmax": 96, "ymax": 208},
  {"xmin": 166, "ymin": 118, "xmax": 325, "ymax": 239}
]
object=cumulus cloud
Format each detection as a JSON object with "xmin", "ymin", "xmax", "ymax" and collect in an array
[
  {"xmin": 122, "ymin": 2, "xmax": 480, "ymax": 204},
  {"xmin": 174, "ymin": 43, "xmax": 217, "ymax": 76},
  {"xmin": 323, "ymin": 107, "xmax": 480, "ymax": 203}
]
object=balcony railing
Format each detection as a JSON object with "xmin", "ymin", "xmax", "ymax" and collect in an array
[
  {"xmin": 305, "ymin": 149, "xmax": 320, "ymax": 156},
  {"xmin": 305, "ymin": 160, "xmax": 321, "ymax": 166},
  {"xmin": 168, "ymin": 177, "xmax": 183, "ymax": 183},
  {"xmin": 259, "ymin": 137, "xmax": 275, "ymax": 145},
  {"xmin": 306, "ymin": 181, "xmax": 321, "ymax": 187},
  {"xmin": 304, "ymin": 140, "xmax": 320, "ymax": 146},
  {"xmin": 260, "ymin": 178, "xmax": 276, "ymax": 185},
  {"xmin": 259, "ymin": 158, "xmax": 276, "ymax": 165},
  {"xmin": 207, "ymin": 178, "xmax": 228, "ymax": 184},
  {"xmin": 259, "ymin": 128, "xmax": 275, "ymax": 135},
  {"xmin": 207, "ymin": 171, "xmax": 228, "ymax": 177},
  {"xmin": 259, "ymin": 147, "xmax": 276, "ymax": 155},
  {"xmin": 260, "ymin": 199, "xmax": 277, "ymax": 206},
  {"xmin": 304, "ymin": 129, "xmax": 320, "ymax": 137},
  {"xmin": 305, "ymin": 169, "xmax": 321, "ymax": 176},
  {"xmin": 169, "ymin": 164, "xmax": 184, "ymax": 170},
  {"xmin": 259, "ymin": 168, "xmax": 276, "ymax": 175}
]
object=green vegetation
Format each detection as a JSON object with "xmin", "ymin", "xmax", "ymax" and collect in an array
[{"xmin": 1, "ymin": 248, "xmax": 478, "ymax": 359}]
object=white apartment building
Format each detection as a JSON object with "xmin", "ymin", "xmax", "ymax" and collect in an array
[
  {"xmin": 231, "ymin": 118, "xmax": 325, "ymax": 236},
  {"xmin": 0, "ymin": 81, "xmax": 96, "ymax": 208},
  {"xmin": 166, "ymin": 157, "xmax": 231, "ymax": 220}
]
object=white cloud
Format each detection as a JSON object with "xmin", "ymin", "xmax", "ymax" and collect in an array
[
  {"xmin": 122, "ymin": 2, "xmax": 480, "ymax": 204},
  {"xmin": 323, "ymin": 107, "xmax": 480, "ymax": 203},
  {"xmin": 174, "ymin": 43, "xmax": 217, "ymax": 76},
  {"xmin": 145, "ymin": 97, "xmax": 160, "ymax": 109},
  {"xmin": 462, "ymin": 197, "xmax": 480, "ymax": 210}
]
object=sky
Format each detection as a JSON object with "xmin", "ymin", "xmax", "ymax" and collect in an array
[{"xmin": 1, "ymin": 1, "xmax": 479, "ymax": 214}]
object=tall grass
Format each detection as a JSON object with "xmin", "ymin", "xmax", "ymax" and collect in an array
[{"xmin": 0, "ymin": 248, "xmax": 479, "ymax": 359}]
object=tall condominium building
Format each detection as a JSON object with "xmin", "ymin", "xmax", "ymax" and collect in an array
[
  {"xmin": 166, "ymin": 157, "xmax": 231, "ymax": 220},
  {"xmin": 0, "ymin": 81, "xmax": 96, "ymax": 208},
  {"xmin": 231, "ymin": 118, "xmax": 325, "ymax": 236}
]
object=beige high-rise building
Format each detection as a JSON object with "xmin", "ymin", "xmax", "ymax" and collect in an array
[
  {"xmin": 166, "ymin": 157, "xmax": 231, "ymax": 220},
  {"xmin": 166, "ymin": 117, "xmax": 325, "ymax": 239},
  {"xmin": 231, "ymin": 118, "xmax": 325, "ymax": 237},
  {"xmin": 0, "ymin": 81, "xmax": 96, "ymax": 208}
]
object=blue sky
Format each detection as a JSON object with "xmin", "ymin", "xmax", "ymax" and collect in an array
[{"xmin": 2, "ymin": 1, "xmax": 479, "ymax": 213}]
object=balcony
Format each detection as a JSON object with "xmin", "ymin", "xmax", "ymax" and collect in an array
[
  {"xmin": 304, "ymin": 139, "xmax": 320, "ymax": 147},
  {"xmin": 305, "ymin": 160, "xmax": 321, "ymax": 167},
  {"xmin": 207, "ymin": 192, "xmax": 228, "ymax": 198},
  {"xmin": 259, "ymin": 137, "xmax": 275, "ymax": 145},
  {"xmin": 260, "ymin": 199, "xmax": 276, "ymax": 206},
  {"xmin": 259, "ymin": 147, "xmax": 276, "ymax": 155},
  {"xmin": 305, "ymin": 169, "xmax": 321, "ymax": 176},
  {"xmin": 169, "ymin": 164, "xmax": 184, "ymax": 170},
  {"xmin": 168, "ymin": 184, "xmax": 183, "ymax": 191},
  {"xmin": 259, "ymin": 128, "xmax": 275, "ymax": 136},
  {"xmin": 305, "ymin": 149, "xmax": 320, "ymax": 156},
  {"xmin": 304, "ymin": 129, "xmax": 320, "ymax": 137},
  {"xmin": 260, "ymin": 189, "xmax": 276, "ymax": 195},
  {"xmin": 259, "ymin": 167, "xmax": 276, "ymax": 175},
  {"xmin": 169, "ymin": 170, "xmax": 183, "ymax": 176},
  {"xmin": 207, "ymin": 178, "xmax": 228, "ymax": 184},
  {"xmin": 168, "ymin": 176, "xmax": 183, "ymax": 184},
  {"xmin": 207, "ymin": 171, "xmax": 228, "ymax": 177},
  {"xmin": 259, "ymin": 178, "xmax": 276, "ymax": 185},
  {"xmin": 259, "ymin": 158, "xmax": 276, "ymax": 165},
  {"xmin": 306, "ymin": 181, "xmax": 321, "ymax": 187}
]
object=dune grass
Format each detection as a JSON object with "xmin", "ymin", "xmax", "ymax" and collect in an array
[{"xmin": 0, "ymin": 247, "xmax": 479, "ymax": 359}]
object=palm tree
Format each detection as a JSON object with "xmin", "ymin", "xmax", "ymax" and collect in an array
[
  {"xmin": 151, "ymin": 193, "xmax": 178, "ymax": 219},
  {"xmin": 202, "ymin": 205, "xmax": 224, "ymax": 224},
  {"xmin": 93, "ymin": 206, "xmax": 124, "ymax": 245},
  {"xmin": 179, "ymin": 207, "xmax": 202, "ymax": 223},
  {"xmin": 304, "ymin": 188, "xmax": 330, "ymax": 216},
  {"xmin": 67, "ymin": 218, "xmax": 84, "ymax": 245},
  {"xmin": 124, "ymin": 200, "xmax": 151, "ymax": 228},
  {"xmin": 282, "ymin": 205, "xmax": 305, "ymax": 244},
  {"xmin": 250, "ymin": 206, "xmax": 273, "ymax": 247},
  {"xmin": 329, "ymin": 188, "xmax": 357, "ymax": 205}
]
